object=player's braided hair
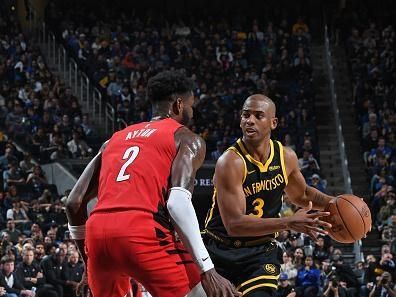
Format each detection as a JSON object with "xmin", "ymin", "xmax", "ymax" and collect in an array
[{"xmin": 146, "ymin": 70, "xmax": 194, "ymax": 103}]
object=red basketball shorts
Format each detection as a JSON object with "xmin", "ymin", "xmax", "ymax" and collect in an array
[{"xmin": 85, "ymin": 210, "xmax": 201, "ymax": 297}]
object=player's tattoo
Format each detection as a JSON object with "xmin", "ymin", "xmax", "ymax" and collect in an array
[{"xmin": 312, "ymin": 192, "xmax": 327, "ymax": 207}]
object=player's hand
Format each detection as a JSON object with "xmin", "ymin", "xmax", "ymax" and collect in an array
[
  {"xmin": 201, "ymin": 268, "xmax": 241, "ymax": 297},
  {"xmin": 76, "ymin": 270, "xmax": 91, "ymax": 297},
  {"xmin": 288, "ymin": 201, "xmax": 332, "ymax": 241}
]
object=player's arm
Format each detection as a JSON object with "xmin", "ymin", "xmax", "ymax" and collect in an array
[
  {"xmin": 216, "ymin": 150, "xmax": 331, "ymax": 239},
  {"xmin": 283, "ymin": 146, "xmax": 336, "ymax": 211},
  {"xmin": 65, "ymin": 141, "xmax": 107, "ymax": 263},
  {"xmin": 167, "ymin": 127, "xmax": 211, "ymax": 271},
  {"xmin": 167, "ymin": 127, "xmax": 239, "ymax": 297}
]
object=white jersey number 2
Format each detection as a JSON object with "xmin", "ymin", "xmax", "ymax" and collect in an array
[{"xmin": 116, "ymin": 146, "xmax": 140, "ymax": 182}]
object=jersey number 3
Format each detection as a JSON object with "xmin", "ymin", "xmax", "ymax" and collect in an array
[
  {"xmin": 249, "ymin": 198, "xmax": 265, "ymax": 218},
  {"xmin": 116, "ymin": 146, "xmax": 140, "ymax": 182}
]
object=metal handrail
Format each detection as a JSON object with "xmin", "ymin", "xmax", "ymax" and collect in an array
[
  {"xmin": 117, "ymin": 118, "xmax": 128, "ymax": 130},
  {"xmin": 35, "ymin": 20, "xmax": 115, "ymax": 138},
  {"xmin": 105, "ymin": 103, "xmax": 115, "ymax": 136},
  {"xmin": 324, "ymin": 25, "xmax": 362, "ymax": 263}
]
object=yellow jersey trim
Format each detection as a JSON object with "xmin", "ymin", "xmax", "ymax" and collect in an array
[
  {"xmin": 241, "ymin": 283, "xmax": 278, "ymax": 296},
  {"xmin": 204, "ymin": 188, "xmax": 217, "ymax": 227},
  {"xmin": 205, "ymin": 147, "xmax": 247, "ymax": 227},
  {"xmin": 236, "ymin": 274, "xmax": 280, "ymax": 290},
  {"xmin": 237, "ymin": 139, "xmax": 274, "ymax": 172},
  {"xmin": 277, "ymin": 141, "xmax": 288, "ymax": 185},
  {"xmin": 228, "ymin": 147, "xmax": 247, "ymax": 183}
]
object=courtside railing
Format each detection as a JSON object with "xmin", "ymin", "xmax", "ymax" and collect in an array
[
  {"xmin": 324, "ymin": 25, "xmax": 363, "ymax": 262},
  {"xmin": 26, "ymin": 2, "xmax": 115, "ymax": 138}
]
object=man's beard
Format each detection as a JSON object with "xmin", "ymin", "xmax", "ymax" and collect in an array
[{"xmin": 181, "ymin": 109, "xmax": 191, "ymax": 125}]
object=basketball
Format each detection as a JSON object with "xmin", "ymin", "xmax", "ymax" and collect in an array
[{"xmin": 324, "ymin": 194, "xmax": 372, "ymax": 243}]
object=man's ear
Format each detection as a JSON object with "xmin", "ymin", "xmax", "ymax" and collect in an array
[
  {"xmin": 271, "ymin": 117, "xmax": 278, "ymax": 130},
  {"xmin": 172, "ymin": 97, "xmax": 183, "ymax": 115}
]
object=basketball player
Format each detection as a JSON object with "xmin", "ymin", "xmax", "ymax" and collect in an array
[
  {"xmin": 65, "ymin": 71, "xmax": 239, "ymax": 297},
  {"xmin": 203, "ymin": 94, "xmax": 342, "ymax": 297}
]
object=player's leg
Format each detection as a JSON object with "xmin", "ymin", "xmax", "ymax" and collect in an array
[
  {"xmin": 120, "ymin": 238, "xmax": 201, "ymax": 297},
  {"xmin": 234, "ymin": 243, "xmax": 281, "ymax": 296},
  {"xmin": 87, "ymin": 268, "xmax": 130, "ymax": 297},
  {"xmin": 205, "ymin": 237, "xmax": 280, "ymax": 296},
  {"xmin": 85, "ymin": 215, "xmax": 131, "ymax": 297},
  {"xmin": 204, "ymin": 238, "xmax": 238, "ymax": 284},
  {"xmin": 104, "ymin": 211, "xmax": 201, "ymax": 297}
]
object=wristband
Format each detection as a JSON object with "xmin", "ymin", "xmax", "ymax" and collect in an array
[{"xmin": 67, "ymin": 223, "xmax": 86, "ymax": 240}]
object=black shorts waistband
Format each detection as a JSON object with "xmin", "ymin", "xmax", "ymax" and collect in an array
[{"xmin": 203, "ymin": 229, "xmax": 276, "ymax": 249}]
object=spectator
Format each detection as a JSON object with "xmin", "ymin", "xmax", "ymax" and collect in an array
[
  {"xmin": 363, "ymin": 129, "xmax": 379, "ymax": 153},
  {"xmin": 29, "ymin": 223, "xmax": 43, "ymax": 243},
  {"xmin": 44, "ymin": 229, "xmax": 60, "ymax": 246},
  {"xmin": 368, "ymin": 271, "xmax": 395, "ymax": 297},
  {"xmin": 308, "ymin": 174, "xmax": 326, "ymax": 192},
  {"xmin": 368, "ymin": 138, "xmax": 392, "ymax": 165},
  {"xmin": 34, "ymin": 242, "xmax": 46, "ymax": 263},
  {"xmin": 293, "ymin": 248, "xmax": 305, "ymax": 270},
  {"xmin": 0, "ymin": 220, "xmax": 20, "ymax": 245},
  {"xmin": 365, "ymin": 252, "xmax": 395, "ymax": 284},
  {"xmin": 80, "ymin": 114, "xmax": 96, "ymax": 138},
  {"xmin": 353, "ymin": 261, "xmax": 366, "ymax": 288},
  {"xmin": 26, "ymin": 166, "xmax": 48, "ymax": 199},
  {"xmin": 377, "ymin": 191, "xmax": 396, "ymax": 227},
  {"xmin": 363, "ymin": 113, "xmax": 379, "ymax": 139},
  {"xmin": 331, "ymin": 255, "xmax": 359, "ymax": 297},
  {"xmin": 0, "ymin": 255, "xmax": 34, "ymax": 297},
  {"xmin": 210, "ymin": 141, "xmax": 225, "ymax": 161},
  {"xmin": 6, "ymin": 199, "xmax": 30, "ymax": 230},
  {"xmin": 0, "ymin": 147, "xmax": 18, "ymax": 171},
  {"xmin": 3, "ymin": 162, "xmax": 25, "ymax": 191},
  {"xmin": 323, "ymin": 277, "xmax": 348, "ymax": 297},
  {"xmin": 0, "ymin": 231, "xmax": 12, "ymax": 252},
  {"xmin": 295, "ymin": 255, "xmax": 321, "ymax": 297},
  {"xmin": 15, "ymin": 247, "xmax": 46, "ymax": 290},
  {"xmin": 66, "ymin": 131, "xmax": 92, "ymax": 158},
  {"xmin": 277, "ymin": 273, "xmax": 296, "ymax": 297},
  {"xmin": 50, "ymin": 144, "xmax": 70, "ymax": 161},
  {"xmin": 298, "ymin": 151, "xmax": 312, "ymax": 171},
  {"xmin": 284, "ymin": 134, "xmax": 296, "ymax": 151},
  {"xmin": 40, "ymin": 248, "xmax": 68, "ymax": 297},
  {"xmin": 63, "ymin": 251, "xmax": 83, "ymax": 297},
  {"xmin": 313, "ymin": 236, "xmax": 330, "ymax": 264},
  {"xmin": 281, "ymin": 251, "xmax": 298, "ymax": 285},
  {"xmin": 18, "ymin": 153, "xmax": 35, "ymax": 175},
  {"xmin": 43, "ymin": 203, "xmax": 67, "ymax": 237},
  {"xmin": 381, "ymin": 225, "xmax": 394, "ymax": 245},
  {"xmin": 284, "ymin": 233, "xmax": 301, "ymax": 253}
]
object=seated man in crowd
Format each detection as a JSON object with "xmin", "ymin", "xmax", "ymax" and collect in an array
[
  {"xmin": 63, "ymin": 251, "xmax": 83, "ymax": 297},
  {"xmin": 0, "ymin": 256, "xmax": 35, "ymax": 297},
  {"xmin": 40, "ymin": 247, "xmax": 77, "ymax": 297},
  {"xmin": 15, "ymin": 247, "xmax": 58, "ymax": 297}
]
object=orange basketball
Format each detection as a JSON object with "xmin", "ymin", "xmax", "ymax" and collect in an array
[{"xmin": 324, "ymin": 194, "xmax": 372, "ymax": 243}]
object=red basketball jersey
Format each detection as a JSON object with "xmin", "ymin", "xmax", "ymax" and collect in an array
[{"xmin": 92, "ymin": 118, "xmax": 183, "ymax": 215}]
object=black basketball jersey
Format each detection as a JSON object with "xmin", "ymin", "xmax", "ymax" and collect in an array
[{"xmin": 204, "ymin": 138, "xmax": 288, "ymax": 241}]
